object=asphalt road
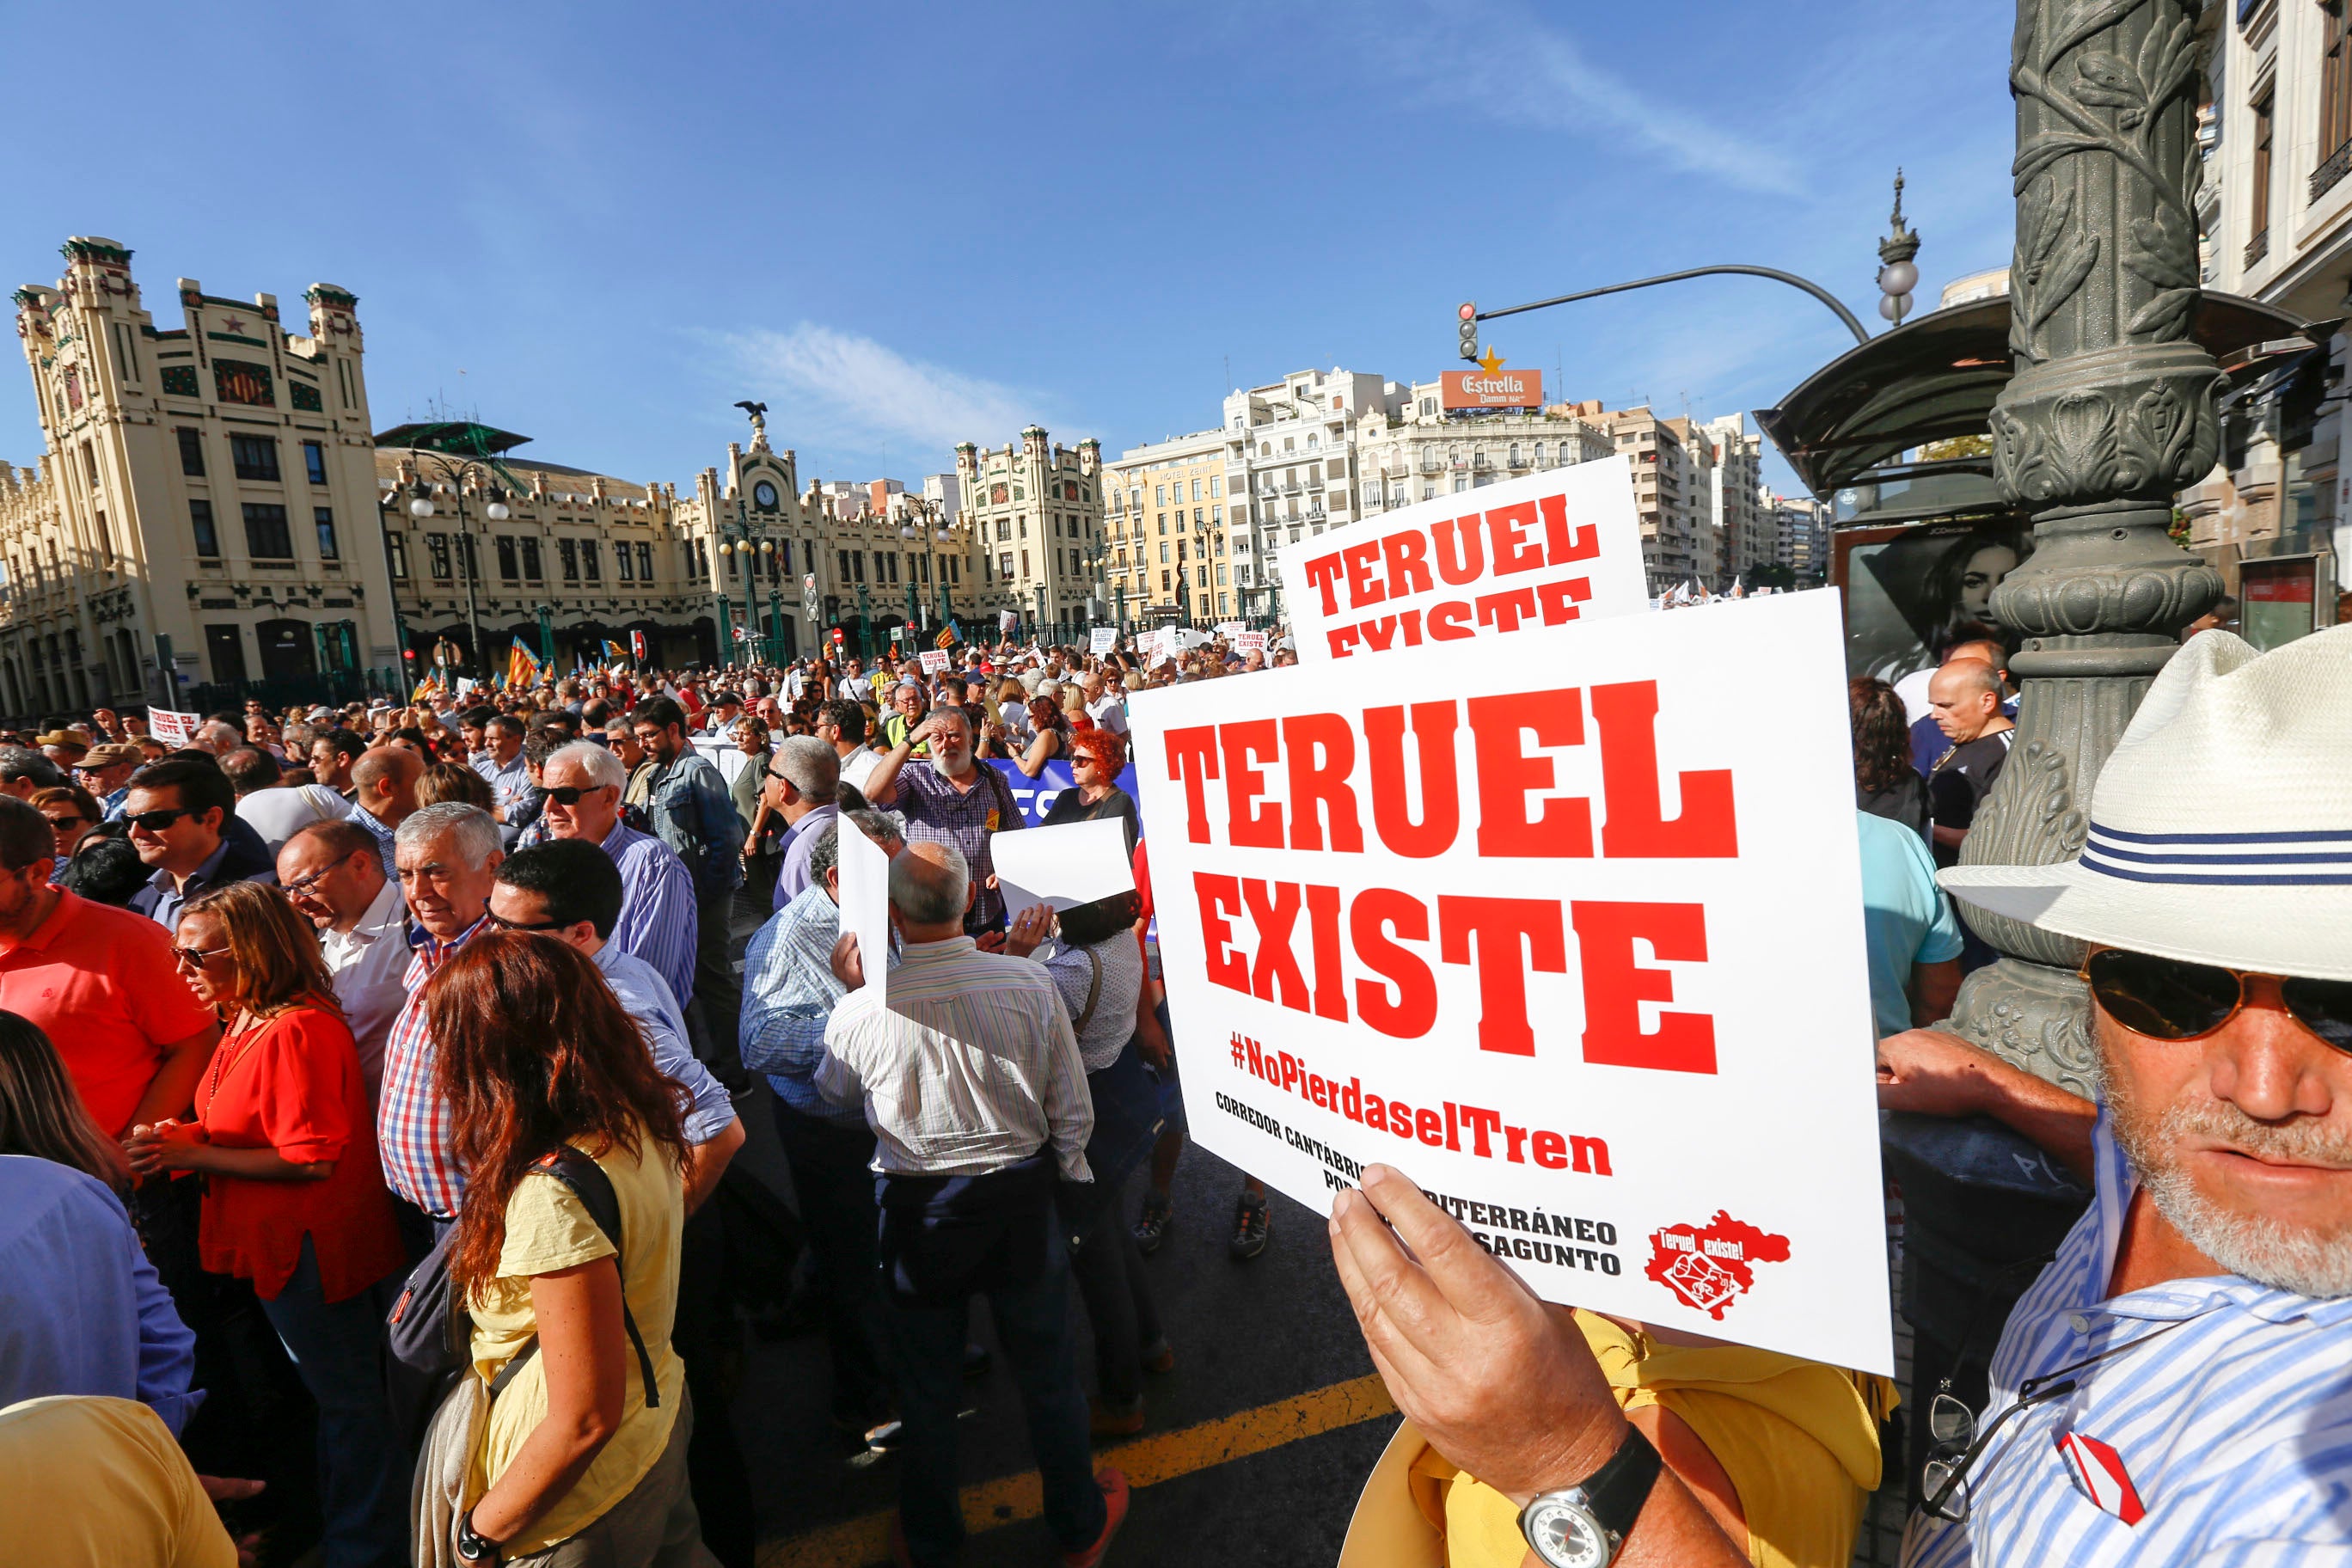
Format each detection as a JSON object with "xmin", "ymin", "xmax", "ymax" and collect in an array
[
  {"xmin": 727, "ymin": 1087, "xmax": 1395, "ymax": 1567},
  {"xmin": 719, "ymin": 895, "xmax": 1398, "ymax": 1568}
]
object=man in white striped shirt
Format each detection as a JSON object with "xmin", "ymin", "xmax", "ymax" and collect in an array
[
  {"xmin": 1883, "ymin": 628, "xmax": 2352, "ymax": 1565},
  {"xmin": 818, "ymin": 841, "xmax": 1125, "ymax": 1568}
]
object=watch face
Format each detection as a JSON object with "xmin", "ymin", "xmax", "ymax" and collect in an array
[{"xmin": 1524, "ymin": 1498, "xmax": 1611, "ymax": 1568}]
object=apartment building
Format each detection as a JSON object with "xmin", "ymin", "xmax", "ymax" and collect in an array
[
  {"xmin": 1104, "ymin": 426, "xmax": 1233, "ymax": 625},
  {"xmin": 954, "ymin": 426, "xmax": 1105, "ymax": 641}
]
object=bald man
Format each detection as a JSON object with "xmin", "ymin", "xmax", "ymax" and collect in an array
[
  {"xmin": 1924, "ymin": 658, "xmax": 2015, "ymax": 870},
  {"xmin": 1909, "ymin": 638, "xmax": 2014, "ymax": 775},
  {"xmin": 346, "ymin": 745, "xmax": 424, "ymax": 878}
]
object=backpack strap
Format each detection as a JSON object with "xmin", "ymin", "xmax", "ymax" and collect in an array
[
  {"xmin": 489, "ymin": 1145, "xmax": 662, "ymax": 1406},
  {"xmin": 1072, "ymin": 945, "xmax": 1105, "ymax": 1035}
]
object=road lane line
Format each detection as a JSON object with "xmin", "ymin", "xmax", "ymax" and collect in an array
[{"xmin": 757, "ymin": 1371, "xmax": 1398, "ymax": 1567}]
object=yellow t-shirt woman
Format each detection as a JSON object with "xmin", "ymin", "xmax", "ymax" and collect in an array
[{"xmin": 465, "ymin": 1133, "xmax": 687, "ymax": 1559}]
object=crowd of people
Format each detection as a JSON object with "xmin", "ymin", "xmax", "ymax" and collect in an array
[{"xmin": 2, "ymin": 605, "xmax": 2349, "ymax": 1568}]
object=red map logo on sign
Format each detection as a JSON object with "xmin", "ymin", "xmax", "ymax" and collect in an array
[{"xmin": 1645, "ymin": 1212, "xmax": 1792, "ymax": 1320}]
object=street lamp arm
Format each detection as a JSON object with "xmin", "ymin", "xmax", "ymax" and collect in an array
[{"xmin": 1475, "ymin": 265, "xmax": 1871, "ymax": 346}]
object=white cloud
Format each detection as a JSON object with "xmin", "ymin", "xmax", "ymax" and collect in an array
[
  {"xmin": 719, "ymin": 323, "xmax": 1049, "ymax": 465},
  {"xmin": 1355, "ymin": 2, "xmax": 1808, "ymax": 199}
]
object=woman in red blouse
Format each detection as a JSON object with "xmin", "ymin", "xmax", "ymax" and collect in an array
[{"xmin": 126, "ymin": 880, "xmax": 407, "ymax": 1568}]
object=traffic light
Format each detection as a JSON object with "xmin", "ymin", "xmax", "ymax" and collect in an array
[{"xmin": 1458, "ymin": 302, "xmax": 1480, "ymax": 362}]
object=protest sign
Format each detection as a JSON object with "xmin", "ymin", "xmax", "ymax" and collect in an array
[
  {"xmin": 1234, "ymin": 630, "xmax": 1268, "ymax": 657},
  {"xmin": 1274, "ymin": 456, "xmax": 1649, "ymax": 663},
  {"xmin": 919, "ymin": 649, "xmax": 950, "ymax": 675},
  {"xmin": 147, "ymin": 708, "xmax": 201, "ymax": 747},
  {"xmin": 989, "ymin": 758, "xmax": 1143, "ymax": 829},
  {"xmin": 1216, "ymin": 621, "xmax": 1246, "ymax": 638},
  {"xmin": 1126, "ymin": 591, "xmax": 1890, "ymax": 1371},
  {"xmin": 992, "ymin": 818, "xmax": 1136, "ymax": 916},
  {"xmin": 836, "ymin": 813, "xmax": 892, "ymax": 1013},
  {"xmin": 1090, "ymin": 627, "xmax": 1118, "ymax": 657},
  {"xmin": 999, "ymin": 609, "xmax": 1020, "ymax": 634}
]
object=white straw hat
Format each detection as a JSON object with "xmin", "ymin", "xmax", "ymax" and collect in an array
[{"xmin": 1940, "ymin": 625, "xmax": 2352, "ymax": 981}]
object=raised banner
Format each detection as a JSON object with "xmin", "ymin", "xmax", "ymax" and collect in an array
[
  {"xmin": 919, "ymin": 649, "xmax": 950, "ymax": 675},
  {"xmin": 989, "ymin": 757, "xmax": 1142, "ymax": 829},
  {"xmin": 1090, "ymin": 627, "xmax": 1118, "ymax": 656},
  {"xmin": 1276, "ymin": 456, "xmax": 1649, "ymax": 662},
  {"xmin": 148, "ymin": 707, "xmax": 202, "ymax": 747},
  {"xmin": 1127, "ymin": 591, "xmax": 1890, "ymax": 1371}
]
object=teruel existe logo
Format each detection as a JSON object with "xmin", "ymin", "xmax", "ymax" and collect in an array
[{"xmin": 1645, "ymin": 1211, "xmax": 1792, "ymax": 1320}]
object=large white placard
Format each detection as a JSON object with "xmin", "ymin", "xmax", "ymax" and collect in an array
[
  {"xmin": 1275, "ymin": 456, "xmax": 1650, "ymax": 662},
  {"xmin": 1090, "ymin": 627, "xmax": 1118, "ymax": 656},
  {"xmin": 920, "ymin": 649, "xmax": 950, "ymax": 675},
  {"xmin": 992, "ymin": 817, "xmax": 1136, "ymax": 916},
  {"xmin": 1127, "ymin": 591, "xmax": 1891, "ymax": 1372},
  {"xmin": 836, "ymin": 814, "xmax": 893, "ymax": 1013}
]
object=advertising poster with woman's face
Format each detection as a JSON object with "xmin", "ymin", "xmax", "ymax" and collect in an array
[{"xmin": 1842, "ymin": 524, "xmax": 2034, "ymax": 682}]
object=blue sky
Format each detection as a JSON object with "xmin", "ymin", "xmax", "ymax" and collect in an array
[{"xmin": 1, "ymin": 1, "xmax": 2022, "ymax": 495}]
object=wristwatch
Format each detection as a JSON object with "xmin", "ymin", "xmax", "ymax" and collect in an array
[
  {"xmin": 456, "ymin": 1510, "xmax": 504, "ymax": 1565},
  {"xmin": 1517, "ymin": 1422, "xmax": 1663, "ymax": 1568}
]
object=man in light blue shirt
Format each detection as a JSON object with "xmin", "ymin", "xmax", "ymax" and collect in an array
[{"xmin": 1856, "ymin": 809, "xmax": 1963, "ymax": 1040}]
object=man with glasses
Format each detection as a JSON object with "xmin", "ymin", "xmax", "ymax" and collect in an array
[
  {"xmin": 377, "ymin": 802, "xmax": 503, "ymax": 1239},
  {"xmin": 862, "ymin": 707, "xmax": 1026, "ymax": 944},
  {"xmin": 278, "ymin": 818, "xmax": 407, "ymax": 1101},
  {"xmin": 122, "ymin": 757, "xmax": 275, "ymax": 930},
  {"xmin": 766, "ymin": 735, "xmax": 841, "ymax": 910},
  {"xmin": 1873, "ymin": 626, "xmax": 2352, "ymax": 1562},
  {"xmin": 74, "ymin": 743, "xmax": 141, "ymax": 819},
  {"xmin": 536, "ymin": 739, "xmax": 698, "ymax": 1025}
]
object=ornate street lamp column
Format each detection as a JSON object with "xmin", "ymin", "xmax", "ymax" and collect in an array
[{"xmin": 1956, "ymin": 0, "xmax": 2225, "ymax": 1091}]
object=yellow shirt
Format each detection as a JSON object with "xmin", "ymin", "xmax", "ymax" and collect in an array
[
  {"xmin": 1410, "ymin": 1313, "xmax": 1896, "ymax": 1568},
  {"xmin": 0, "ymin": 1395, "xmax": 236, "ymax": 1568},
  {"xmin": 467, "ymin": 1132, "xmax": 687, "ymax": 1557}
]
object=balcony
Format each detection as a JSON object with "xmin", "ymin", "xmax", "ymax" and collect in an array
[
  {"xmin": 2245, "ymin": 227, "xmax": 2271, "ymax": 268},
  {"xmin": 2313, "ymin": 140, "xmax": 2352, "ymax": 203}
]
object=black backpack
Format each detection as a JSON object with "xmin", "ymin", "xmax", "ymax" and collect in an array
[{"xmin": 385, "ymin": 1146, "xmax": 661, "ymax": 1449}]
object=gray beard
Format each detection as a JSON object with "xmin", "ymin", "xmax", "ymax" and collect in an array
[{"xmin": 2101, "ymin": 1053, "xmax": 2352, "ymax": 1299}]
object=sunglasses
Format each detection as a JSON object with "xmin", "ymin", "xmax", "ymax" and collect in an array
[
  {"xmin": 541, "ymin": 785, "xmax": 614, "ymax": 806},
  {"xmin": 483, "ymin": 909, "xmax": 563, "ymax": 934},
  {"xmin": 125, "ymin": 807, "xmax": 195, "ymax": 833},
  {"xmin": 2084, "ymin": 947, "xmax": 2352, "ymax": 1052},
  {"xmin": 172, "ymin": 943, "xmax": 232, "ymax": 970}
]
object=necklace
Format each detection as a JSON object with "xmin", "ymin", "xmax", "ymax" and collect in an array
[{"xmin": 199, "ymin": 1010, "xmax": 266, "ymax": 1112}]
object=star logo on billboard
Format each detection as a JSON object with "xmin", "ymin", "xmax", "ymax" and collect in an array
[{"xmin": 1478, "ymin": 346, "xmax": 1507, "ymax": 376}]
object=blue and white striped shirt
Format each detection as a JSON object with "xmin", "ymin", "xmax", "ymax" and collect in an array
[
  {"xmin": 592, "ymin": 819, "xmax": 699, "ymax": 1016},
  {"xmin": 1904, "ymin": 1109, "xmax": 2352, "ymax": 1565}
]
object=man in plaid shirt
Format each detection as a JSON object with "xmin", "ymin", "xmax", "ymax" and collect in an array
[
  {"xmin": 376, "ymin": 802, "xmax": 503, "ymax": 1232},
  {"xmin": 863, "ymin": 707, "xmax": 1025, "ymax": 941}
]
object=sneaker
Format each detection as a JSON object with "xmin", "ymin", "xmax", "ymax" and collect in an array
[
  {"xmin": 1059, "ymin": 1469, "xmax": 1131, "ymax": 1568},
  {"xmin": 1229, "ymin": 1195, "xmax": 1271, "ymax": 1260},
  {"xmin": 1133, "ymin": 1191, "xmax": 1173, "ymax": 1256},
  {"xmin": 1090, "ymin": 1393, "xmax": 1146, "ymax": 1438},
  {"xmin": 1141, "ymin": 1338, "xmax": 1176, "ymax": 1375}
]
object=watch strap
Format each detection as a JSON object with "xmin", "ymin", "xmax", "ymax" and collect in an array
[{"xmin": 1575, "ymin": 1420, "xmax": 1663, "ymax": 1540}]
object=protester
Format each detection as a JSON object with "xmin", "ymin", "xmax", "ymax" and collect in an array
[
  {"xmin": 820, "ymin": 841, "xmax": 1125, "ymax": 1568},
  {"xmin": 224, "ymin": 744, "xmax": 350, "ymax": 854},
  {"xmin": 630, "ymin": 697, "xmax": 746, "ymax": 1087},
  {"xmin": 426, "ymin": 934, "xmax": 714, "ymax": 1567},
  {"xmin": 122, "ymin": 757, "xmax": 278, "ymax": 929},
  {"xmin": 487, "ymin": 839, "xmax": 750, "ymax": 1565},
  {"xmin": 813, "ymin": 698, "xmax": 881, "ymax": 798},
  {"xmin": 0, "ymin": 1395, "xmax": 249, "ymax": 1568},
  {"xmin": 1850, "ymin": 675, "xmax": 1928, "ymax": 842},
  {"xmin": 1005, "ymin": 891, "xmax": 1170, "ymax": 1436},
  {"xmin": 1907, "ymin": 637, "xmax": 2012, "ymax": 777},
  {"xmin": 1888, "ymin": 628, "xmax": 2352, "ymax": 1564},
  {"xmin": 310, "ymin": 728, "xmax": 364, "ymax": 800},
  {"xmin": 1857, "ymin": 810, "xmax": 1963, "ymax": 1041},
  {"xmin": 763, "ymin": 735, "xmax": 841, "ymax": 910},
  {"xmin": 128, "ymin": 881, "xmax": 407, "ymax": 1568},
  {"xmin": 416, "ymin": 759, "xmax": 496, "ymax": 812},
  {"xmin": 31, "ymin": 781, "xmax": 106, "ymax": 859},
  {"xmin": 728, "ymin": 716, "xmax": 777, "ymax": 896},
  {"xmin": 378, "ymin": 803, "xmax": 503, "ymax": 1233},
  {"xmin": 471, "ymin": 714, "xmax": 536, "ymax": 829},
  {"xmin": 880, "ymin": 681, "xmax": 928, "ymax": 752},
  {"xmin": 75, "ymin": 741, "xmax": 142, "ymax": 818},
  {"xmin": 739, "ymin": 812, "xmax": 903, "ymax": 1440},
  {"xmin": 1923, "ymin": 658, "xmax": 2014, "ymax": 870},
  {"xmin": 0, "ymin": 1014, "xmax": 199, "ymax": 1434},
  {"xmin": 1039, "ymin": 728, "xmax": 1138, "ymax": 854},
  {"xmin": 538, "ymin": 741, "xmax": 700, "ymax": 1026},
  {"xmin": 279, "ymin": 820, "xmax": 408, "ymax": 1099},
  {"xmin": 863, "ymin": 707, "xmax": 1026, "ymax": 940},
  {"xmin": 1008, "ymin": 693, "xmax": 1071, "ymax": 779},
  {"xmin": 343, "ymin": 745, "xmax": 423, "ymax": 878}
]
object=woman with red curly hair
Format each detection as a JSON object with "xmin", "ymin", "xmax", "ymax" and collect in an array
[
  {"xmin": 427, "ymin": 933, "xmax": 707, "ymax": 1567},
  {"xmin": 1040, "ymin": 726, "xmax": 1137, "ymax": 854}
]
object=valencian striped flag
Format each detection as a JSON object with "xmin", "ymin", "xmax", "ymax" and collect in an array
[
  {"xmin": 506, "ymin": 636, "xmax": 542, "ymax": 690},
  {"xmin": 605, "ymin": 640, "xmax": 628, "ymax": 665}
]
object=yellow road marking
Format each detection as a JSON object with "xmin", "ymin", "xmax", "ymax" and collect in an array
[{"xmin": 758, "ymin": 1371, "xmax": 1398, "ymax": 1568}]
